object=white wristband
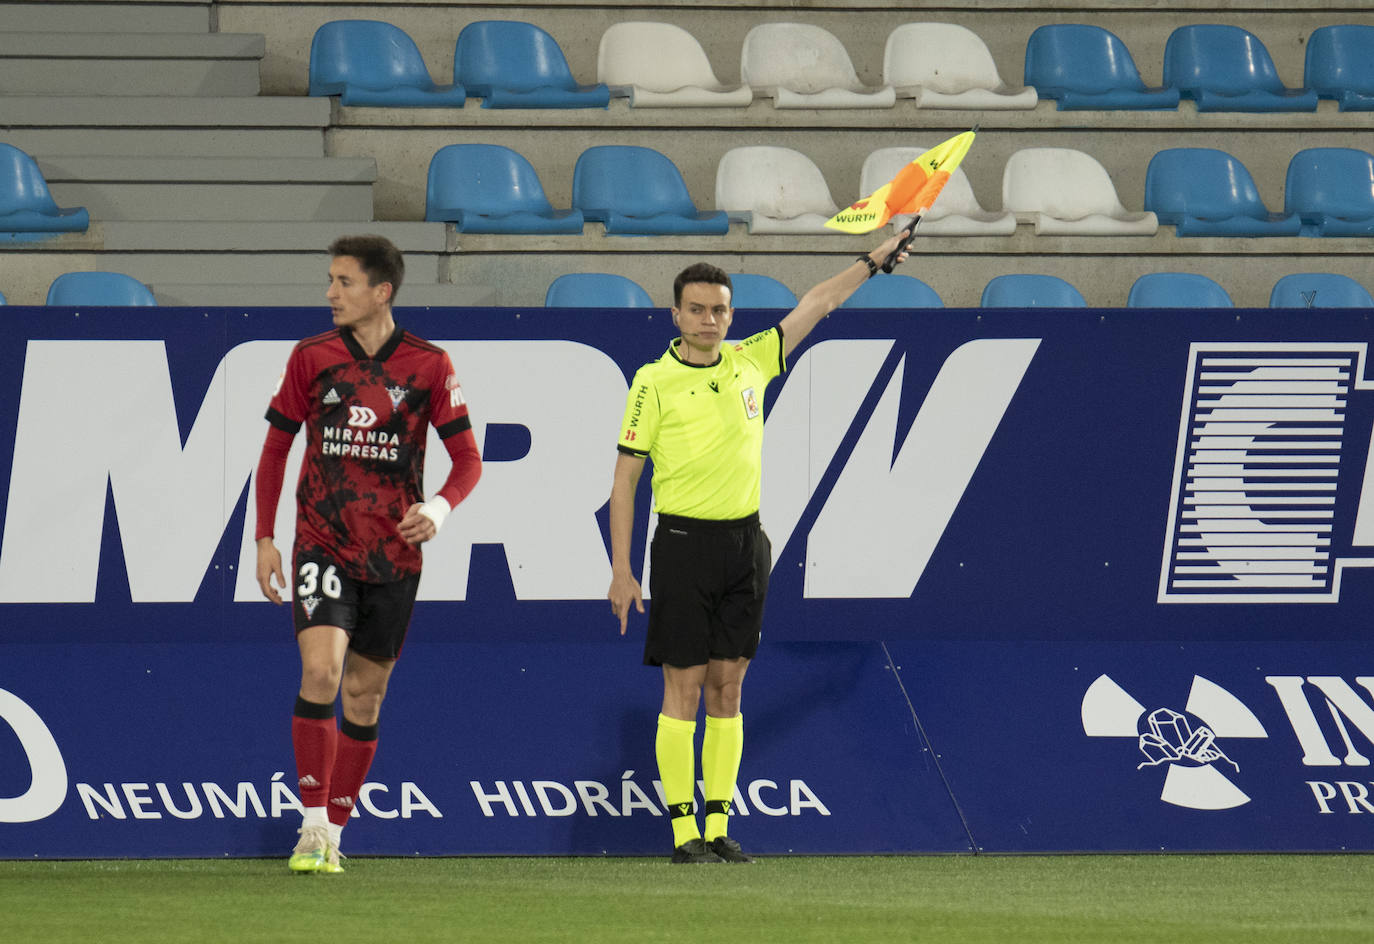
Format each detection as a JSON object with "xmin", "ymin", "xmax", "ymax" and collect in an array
[{"xmin": 417, "ymin": 496, "xmax": 451, "ymax": 533}]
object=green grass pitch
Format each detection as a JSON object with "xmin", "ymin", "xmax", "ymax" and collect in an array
[{"xmin": 2, "ymin": 855, "xmax": 1370, "ymax": 943}]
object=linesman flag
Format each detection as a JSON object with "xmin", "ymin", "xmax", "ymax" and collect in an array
[{"xmin": 825, "ymin": 129, "xmax": 977, "ymax": 235}]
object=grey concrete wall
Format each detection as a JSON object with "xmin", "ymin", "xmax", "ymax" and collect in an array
[{"xmin": 0, "ymin": 1, "xmax": 1368, "ymax": 311}]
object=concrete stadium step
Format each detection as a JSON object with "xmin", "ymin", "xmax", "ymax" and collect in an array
[
  {"xmin": 0, "ymin": 95, "xmax": 329, "ymax": 158},
  {"xmin": 100, "ymin": 221, "xmax": 448, "ymax": 252},
  {"xmin": 0, "ymin": 2, "xmax": 212, "ymax": 34},
  {"xmin": 0, "ymin": 222, "xmax": 452, "ymax": 304},
  {"xmin": 150, "ymin": 282, "xmax": 497, "ymax": 308},
  {"xmin": 0, "ymin": 32, "xmax": 264, "ymax": 96},
  {"xmin": 38, "ymin": 156, "xmax": 379, "ymax": 222}
]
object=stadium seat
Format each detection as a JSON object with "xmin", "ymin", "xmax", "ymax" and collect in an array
[
  {"xmin": 1002, "ymin": 147, "xmax": 1157, "ymax": 235},
  {"xmin": 572, "ymin": 145, "xmax": 728, "ymax": 236},
  {"xmin": 1269, "ymin": 273, "xmax": 1374, "ymax": 309},
  {"xmin": 1127, "ymin": 273, "xmax": 1234, "ymax": 308},
  {"xmin": 859, "ymin": 147, "xmax": 1016, "ymax": 236},
  {"xmin": 1023, "ymin": 24, "xmax": 1180, "ymax": 110},
  {"xmin": 455, "ymin": 21, "xmax": 610, "ymax": 108},
  {"xmin": 424, "ymin": 144, "xmax": 583, "ymax": 234},
  {"xmin": 714, "ymin": 147, "xmax": 839, "ymax": 234},
  {"xmin": 46, "ymin": 271, "xmax": 156, "ymax": 306},
  {"xmin": 727, "ymin": 274, "xmax": 798, "ymax": 309},
  {"xmin": 597, "ymin": 22, "xmax": 752, "ymax": 107},
  {"xmin": 841, "ymin": 274, "xmax": 943, "ymax": 309},
  {"xmin": 1283, "ymin": 147, "xmax": 1374, "ymax": 237},
  {"xmin": 0, "ymin": 143, "xmax": 89, "ymax": 238},
  {"xmin": 544, "ymin": 273, "xmax": 654, "ymax": 308},
  {"xmin": 980, "ymin": 274, "xmax": 1086, "ymax": 308},
  {"xmin": 741, "ymin": 23, "xmax": 896, "ymax": 109},
  {"xmin": 1144, "ymin": 148, "xmax": 1302, "ymax": 237},
  {"xmin": 308, "ymin": 21, "xmax": 466, "ymax": 107},
  {"xmin": 1162, "ymin": 25, "xmax": 1317, "ymax": 112},
  {"xmin": 1305, "ymin": 25, "xmax": 1374, "ymax": 111},
  {"xmin": 0, "ymin": 290, "xmax": 8, "ymax": 304},
  {"xmin": 883, "ymin": 23, "xmax": 1037, "ymax": 109}
]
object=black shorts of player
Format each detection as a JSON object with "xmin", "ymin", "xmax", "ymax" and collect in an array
[
  {"xmin": 644, "ymin": 512, "xmax": 771, "ymax": 668},
  {"xmin": 291, "ymin": 548, "xmax": 420, "ymax": 661}
]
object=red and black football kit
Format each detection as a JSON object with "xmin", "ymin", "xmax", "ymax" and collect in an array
[{"xmin": 254, "ymin": 324, "xmax": 480, "ymax": 652}]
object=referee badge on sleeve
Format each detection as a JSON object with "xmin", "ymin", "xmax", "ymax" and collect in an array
[{"xmin": 742, "ymin": 387, "xmax": 760, "ymax": 419}]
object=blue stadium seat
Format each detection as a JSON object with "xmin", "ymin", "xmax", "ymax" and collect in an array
[
  {"xmin": 572, "ymin": 146, "xmax": 728, "ymax": 236},
  {"xmin": 0, "ymin": 290, "xmax": 8, "ymax": 304},
  {"xmin": 0, "ymin": 143, "xmax": 89, "ymax": 238},
  {"xmin": 1162, "ymin": 25, "xmax": 1317, "ymax": 112},
  {"xmin": 46, "ymin": 271, "xmax": 156, "ymax": 306},
  {"xmin": 1305, "ymin": 25, "xmax": 1374, "ymax": 111},
  {"xmin": 1269, "ymin": 273, "xmax": 1374, "ymax": 309},
  {"xmin": 1144, "ymin": 148, "xmax": 1302, "ymax": 237},
  {"xmin": 1284, "ymin": 148, "xmax": 1374, "ymax": 237},
  {"xmin": 1024, "ymin": 25, "xmax": 1179, "ymax": 110},
  {"xmin": 980, "ymin": 274, "xmax": 1086, "ymax": 308},
  {"xmin": 1127, "ymin": 273, "xmax": 1234, "ymax": 308},
  {"xmin": 544, "ymin": 273, "xmax": 654, "ymax": 308},
  {"xmin": 728, "ymin": 273, "xmax": 798, "ymax": 309},
  {"xmin": 841, "ymin": 275, "xmax": 943, "ymax": 309},
  {"xmin": 425, "ymin": 144, "xmax": 583, "ymax": 233},
  {"xmin": 454, "ymin": 21, "xmax": 610, "ymax": 109},
  {"xmin": 308, "ymin": 21, "xmax": 466, "ymax": 107}
]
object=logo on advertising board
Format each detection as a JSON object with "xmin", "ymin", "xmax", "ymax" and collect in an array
[
  {"xmin": 1159, "ymin": 343, "xmax": 1374, "ymax": 603},
  {"xmin": 1081, "ymin": 674, "xmax": 1268, "ymax": 810}
]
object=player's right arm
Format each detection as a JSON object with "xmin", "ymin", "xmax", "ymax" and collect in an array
[
  {"xmin": 255, "ymin": 347, "xmax": 309, "ymax": 604},
  {"xmin": 254, "ymin": 424, "xmax": 294, "ymax": 604},
  {"xmin": 608, "ymin": 452, "xmax": 646, "ymax": 635}
]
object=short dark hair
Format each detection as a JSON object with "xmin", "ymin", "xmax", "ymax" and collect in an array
[
  {"xmin": 329, "ymin": 234, "xmax": 405, "ymax": 303},
  {"xmin": 673, "ymin": 262, "xmax": 733, "ymax": 306}
]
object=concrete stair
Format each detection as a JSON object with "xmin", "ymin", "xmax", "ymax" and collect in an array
[
  {"xmin": 39, "ymin": 156, "xmax": 378, "ymax": 222},
  {"xmin": 0, "ymin": 31, "xmax": 264, "ymax": 96},
  {"xmin": 0, "ymin": 2, "xmax": 211, "ymax": 34}
]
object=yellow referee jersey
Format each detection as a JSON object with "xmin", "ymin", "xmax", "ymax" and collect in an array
[{"xmin": 617, "ymin": 328, "xmax": 785, "ymax": 519}]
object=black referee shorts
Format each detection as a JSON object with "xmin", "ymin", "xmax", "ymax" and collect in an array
[{"xmin": 644, "ymin": 512, "xmax": 772, "ymax": 668}]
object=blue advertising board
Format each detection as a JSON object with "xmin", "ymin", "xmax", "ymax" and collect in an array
[{"xmin": 0, "ymin": 305, "xmax": 1371, "ymax": 856}]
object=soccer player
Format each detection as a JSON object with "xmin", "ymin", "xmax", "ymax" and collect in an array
[
  {"xmin": 254, "ymin": 235, "xmax": 481, "ymax": 873},
  {"xmin": 607, "ymin": 230, "xmax": 913, "ymax": 863}
]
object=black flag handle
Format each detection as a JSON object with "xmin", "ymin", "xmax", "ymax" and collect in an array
[
  {"xmin": 880, "ymin": 222, "xmax": 918, "ymax": 273},
  {"xmin": 880, "ymin": 124, "xmax": 976, "ymax": 273}
]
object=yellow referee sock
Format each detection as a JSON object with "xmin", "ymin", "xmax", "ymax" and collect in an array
[
  {"xmin": 702, "ymin": 713, "xmax": 743, "ymax": 841},
  {"xmin": 656, "ymin": 714, "xmax": 699, "ymax": 847}
]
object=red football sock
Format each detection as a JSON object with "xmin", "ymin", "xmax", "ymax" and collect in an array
[
  {"xmin": 291, "ymin": 697, "xmax": 337, "ymax": 808},
  {"xmin": 328, "ymin": 719, "xmax": 379, "ymax": 827}
]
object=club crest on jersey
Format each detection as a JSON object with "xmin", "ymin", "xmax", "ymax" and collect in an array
[
  {"xmin": 742, "ymin": 387, "xmax": 760, "ymax": 419},
  {"xmin": 386, "ymin": 385, "xmax": 409, "ymax": 409},
  {"xmin": 301, "ymin": 595, "xmax": 322, "ymax": 618},
  {"xmin": 322, "ymin": 387, "xmax": 341, "ymax": 405}
]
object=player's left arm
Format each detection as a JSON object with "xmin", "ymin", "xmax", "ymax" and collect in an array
[
  {"xmin": 399, "ymin": 359, "xmax": 483, "ymax": 546},
  {"xmin": 778, "ymin": 229, "xmax": 912, "ymax": 360}
]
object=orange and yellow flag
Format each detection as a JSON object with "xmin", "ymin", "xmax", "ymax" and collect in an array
[{"xmin": 825, "ymin": 130, "xmax": 977, "ymax": 234}]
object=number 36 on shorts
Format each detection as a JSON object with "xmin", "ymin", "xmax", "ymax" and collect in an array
[{"xmin": 297, "ymin": 561, "xmax": 342, "ymax": 599}]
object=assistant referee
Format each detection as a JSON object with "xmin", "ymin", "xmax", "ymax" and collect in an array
[{"xmin": 607, "ymin": 229, "xmax": 914, "ymax": 864}]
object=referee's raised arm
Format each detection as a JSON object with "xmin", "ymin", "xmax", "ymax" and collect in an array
[{"xmin": 778, "ymin": 228, "xmax": 913, "ymax": 359}]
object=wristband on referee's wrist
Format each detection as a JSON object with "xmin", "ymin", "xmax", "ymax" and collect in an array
[{"xmin": 856, "ymin": 254, "xmax": 879, "ymax": 279}]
